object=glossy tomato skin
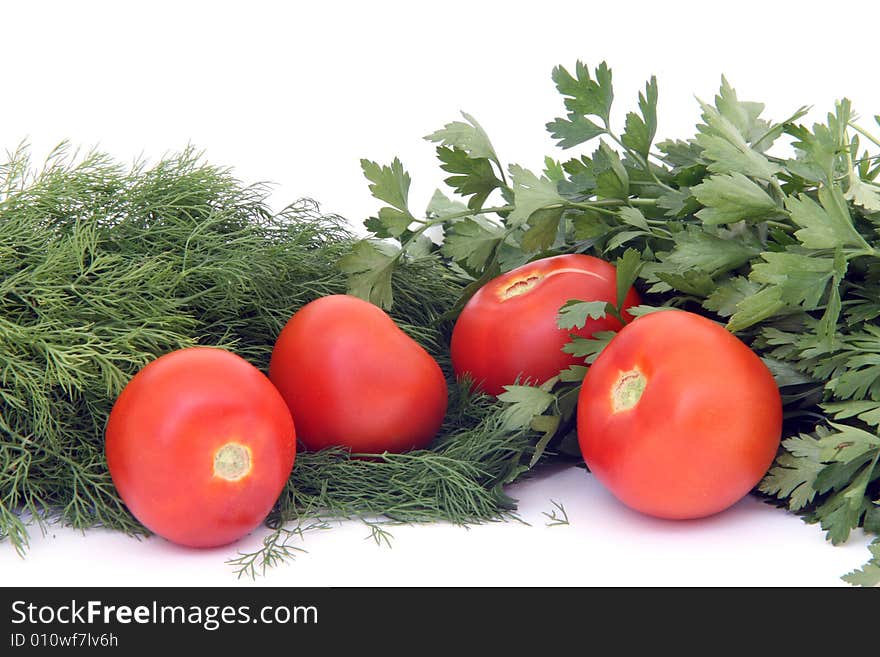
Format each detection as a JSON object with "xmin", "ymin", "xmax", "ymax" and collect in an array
[
  {"xmin": 269, "ymin": 294, "xmax": 448, "ymax": 453},
  {"xmin": 451, "ymin": 254, "xmax": 641, "ymax": 396},
  {"xmin": 105, "ymin": 347, "xmax": 296, "ymax": 548},
  {"xmin": 577, "ymin": 310, "xmax": 782, "ymax": 520}
]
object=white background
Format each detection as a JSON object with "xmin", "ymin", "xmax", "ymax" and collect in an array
[{"xmin": 2, "ymin": 0, "xmax": 877, "ymax": 586}]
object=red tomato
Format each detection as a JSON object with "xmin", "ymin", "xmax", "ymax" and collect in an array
[
  {"xmin": 269, "ymin": 294, "xmax": 448, "ymax": 453},
  {"xmin": 451, "ymin": 254, "xmax": 641, "ymax": 396},
  {"xmin": 105, "ymin": 347, "xmax": 296, "ymax": 548},
  {"xmin": 577, "ymin": 310, "xmax": 782, "ymax": 520}
]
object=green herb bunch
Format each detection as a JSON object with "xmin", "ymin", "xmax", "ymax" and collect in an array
[
  {"xmin": 1, "ymin": 143, "xmax": 522, "ymax": 560},
  {"xmin": 6, "ymin": 64, "xmax": 880, "ymax": 585},
  {"xmin": 346, "ymin": 62, "xmax": 880, "ymax": 584},
  {"xmin": 0, "ymin": 143, "xmax": 341, "ymax": 550}
]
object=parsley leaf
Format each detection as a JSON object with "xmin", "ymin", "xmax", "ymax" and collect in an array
[
  {"xmin": 550, "ymin": 60, "xmax": 614, "ymax": 128},
  {"xmin": 658, "ymin": 138, "xmax": 704, "ymax": 168},
  {"xmin": 338, "ymin": 240, "xmax": 398, "ymax": 309},
  {"xmin": 604, "ymin": 229, "xmax": 649, "ymax": 252},
  {"xmin": 507, "ymin": 165, "xmax": 565, "ymax": 227},
  {"xmin": 361, "ymin": 158, "xmax": 413, "ymax": 227},
  {"xmin": 654, "ymin": 270, "xmax": 716, "ymax": 297},
  {"xmin": 614, "ymin": 248, "xmax": 643, "ymax": 309},
  {"xmin": 661, "ymin": 227, "xmax": 759, "ymax": 276},
  {"xmin": 557, "ymin": 299, "xmax": 609, "ymax": 330},
  {"xmin": 785, "ymin": 186, "xmax": 868, "ymax": 250},
  {"xmin": 618, "ymin": 207, "xmax": 650, "ymax": 231},
  {"xmin": 498, "ymin": 384, "xmax": 556, "ymax": 431},
  {"xmin": 426, "ymin": 189, "xmax": 470, "ymax": 221},
  {"xmin": 622, "ymin": 76, "xmax": 658, "ymax": 158},
  {"xmin": 695, "ymin": 82, "xmax": 780, "ymax": 180},
  {"xmin": 593, "ymin": 142, "xmax": 630, "ymax": 200},
  {"xmin": 842, "ymin": 539, "xmax": 880, "ymax": 587},
  {"xmin": 726, "ymin": 286, "xmax": 787, "ymax": 332},
  {"xmin": 571, "ymin": 211, "xmax": 609, "ymax": 240},
  {"xmin": 562, "ymin": 330, "xmax": 618, "ymax": 363},
  {"xmin": 436, "ymin": 146, "xmax": 503, "ymax": 210},
  {"xmin": 425, "ymin": 112, "xmax": 499, "ymax": 164},
  {"xmin": 696, "ymin": 118, "xmax": 778, "ymax": 180},
  {"xmin": 713, "ymin": 76, "xmax": 771, "ymax": 147},
  {"xmin": 521, "ymin": 206, "xmax": 565, "ymax": 252},
  {"xmin": 749, "ymin": 252, "xmax": 837, "ymax": 309},
  {"xmin": 691, "ymin": 172, "xmax": 778, "ymax": 225},
  {"xmin": 703, "ymin": 277, "xmax": 761, "ymax": 317},
  {"xmin": 547, "ymin": 114, "xmax": 606, "ymax": 150},
  {"xmin": 846, "ymin": 178, "xmax": 880, "ymax": 212},
  {"xmin": 760, "ymin": 452, "xmax": 824, "ymax": 511},
  {"xmin": 823, "ymin": 401, "xmax": 880, "ymax": 427},
  {"xmin": 441, "ymin": 218, "xmax": 504, "ymax": 271}
]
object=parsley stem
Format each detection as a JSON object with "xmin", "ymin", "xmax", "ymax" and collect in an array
[
  {"xmin": 769, "ymin": 178, "xmax": 787, "ymax": 205},
  {"xmin": 765, "ymin": 220, "xmax": 795, "ymax": 232},
  {"xmin": 849, "ymin": 122, "xmax": 880, "ymax": 150},
  {"xmin": 453, "ymin": 204, "xmax": 514, "ymax": 220},
  {"xmin": 493, "ymin": 158, "xmax": 509, "ymax": 188},
  {"xmin": 851, "ymin": 154, "xmax": 880, "ymax": 166},
  {"xmin": 401, "ymin": 204, "xmax": 516, "ymax": 257},
  {"xmin": 412, "ymin": 204, "xmax": 514, "ymax": 228},
  {"xmin": 567, "ymin": 198, "xmax": 657, "ymax": 210},
  {"xmin": 845, "ymin": 246, "xmax": 880, "ymax": 259},
  {"xmin": 604, "ymin": 130, "xmax": 676, "ymax": 193}
]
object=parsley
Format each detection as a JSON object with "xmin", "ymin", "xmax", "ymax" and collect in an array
[{"xmin": 348, "ymin": 60, "xmax": 880, "ymax": 584}]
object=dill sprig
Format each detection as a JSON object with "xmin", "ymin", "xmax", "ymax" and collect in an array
[{"xmin": 543, "ymin": 500, "xmax": 570, "ymax": 527}]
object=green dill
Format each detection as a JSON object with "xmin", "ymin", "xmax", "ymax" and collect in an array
[
  {"xmin": 0, "ymin": 143, "xmax": 358, "ymax": 551},
  {"xmin": 0, "ymin": 143, "xmax": 553, "ymax": 572}
]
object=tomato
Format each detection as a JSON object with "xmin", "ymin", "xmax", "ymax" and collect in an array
[
  {"xmin": 577, "ymin": 310, "xmax": 782, "ymax": 520},
  {"xmin": 269, "ymin": 294, "xmax": 448, "ymax": 453},
  {"xmin": 105, "ymin": 347, "xmax": 296, "ymax": 548},
  {"xmin": 451, "ymin": 254, "xmax": 641, "ymax": 396}
]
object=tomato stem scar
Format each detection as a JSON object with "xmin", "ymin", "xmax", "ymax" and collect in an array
[
  {"xmin": 500, "ymin": 274, "xmax": 543, "ymax": 300},
  {"xmin": 498, "ymin": 267, "xmax": 609, "ymax": 301},
  {"xmin": 611, "ymin": 368, "xmax": 646, "ymax": 413},
  {"xmin": 213, "ymin": 443, "xmax": 252, "ymax": 481}
]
